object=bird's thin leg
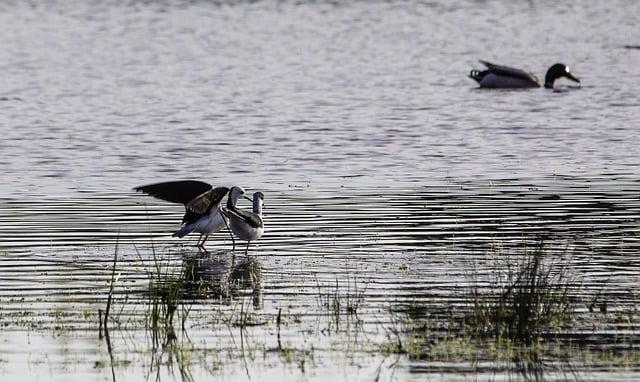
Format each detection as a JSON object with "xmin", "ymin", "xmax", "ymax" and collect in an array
[
  {"xmin": 245, "ymin": 241, "xmax": 250, "ymax": 256},
  {"xmin": 222, "ymin": 214, "xmax": 235, "ymax": 250},
  {"xmin": 201, "ymin": 234, "xmax": 210, "ymax": 248}
]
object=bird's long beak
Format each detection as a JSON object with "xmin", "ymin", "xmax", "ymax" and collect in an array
[
  {"xmin": 566, "ymin": 72, "xmax": 580, "ymax": 84},
  {"xmin": 243, "ymin": 195, "xmax": 253, "ymax": 202}
]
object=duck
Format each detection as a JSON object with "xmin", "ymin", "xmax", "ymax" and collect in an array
[
  {"xmin": 469, "ymin": 60, "xmax": 580, "ymax": 89},
  {"xmin": 134, "ymin": 180, "xmax": 241, "ymax": 249},
  {"xmin": 222, "ymin": 187, "xmax": 264, "ymax": 255}
]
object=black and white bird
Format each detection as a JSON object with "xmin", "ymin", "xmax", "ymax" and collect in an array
[
  {"xmin": 222, "ymin": 186, "xmax": 265, "ymax": 255},
  {"xmin": 134, "ymin": 180, "xmax": 239, "ymax": 249},
  {"xmin": 469, "ymin": 60, "xmax": 580, "ymax": 89}
]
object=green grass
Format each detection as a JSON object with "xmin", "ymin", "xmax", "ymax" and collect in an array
[
  {"xmin": 381, "ymin": 240, "xmax": 640, "ymax": 380},
  {"xmin": 464, "ymin": 241, "xmax": 575, "ymax": 343}
]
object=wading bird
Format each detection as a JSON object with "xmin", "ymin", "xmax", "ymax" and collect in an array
[
  {"xmin": 469, "ymin": 60, "xmax": 580, "ymax": 89},
  {"xmin": 222, "ymin": 186, "xmax": 265, "ymax": 255},
  {"xmin": 134, "ymin": 180, "xmax": 241, "ymax": 249}
]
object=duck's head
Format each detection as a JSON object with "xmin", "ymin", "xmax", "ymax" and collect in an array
[{"xmin": 544, "ymin": 63, "xmax": 580, "ymax": 88}]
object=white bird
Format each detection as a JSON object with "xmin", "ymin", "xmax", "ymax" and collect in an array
[
  {"xmin": 222, "ymin": 186, "xmax": 265, "ymax": 255},
  {"xmin": 134, "ymin": 180, "xmax": 234, "ymax": 249},
  {"xmin": 469, "ymin": 61, "xmax": 580, "ymax": 89}
]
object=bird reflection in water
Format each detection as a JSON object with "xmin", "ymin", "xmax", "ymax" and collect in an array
[
  {"xmin": 180, "ymin": 250, "xmax": 262, "ymax": 308},
  {"xmin": 136, "ymin": 250, "xmax": 262, "ymax": 382}
]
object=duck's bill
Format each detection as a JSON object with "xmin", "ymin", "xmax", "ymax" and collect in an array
[{"xmin": 566, "ymin": 73, "xmax": 580, "ymax": 83}]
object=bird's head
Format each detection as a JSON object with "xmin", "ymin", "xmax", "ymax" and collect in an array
[
  {"xmin": 253, "ymin": 191, "xmax": 265, "ymax": 206},
  {"xmin": 253, "ymin": 191, "xmax": 265, "ymax": 213},
  {"xmin": 228, "ymin": 186, "xmax": 251, "ymax": 206},
  {"xmin": 544, "ymin": 63, "xmax": 580, "ymax": 88}
]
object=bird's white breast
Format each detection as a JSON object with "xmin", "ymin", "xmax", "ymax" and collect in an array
[
  {"xmin": 229, "ymin": 217, "xmax": 263, "ymax": 241},
  {"xmin": 192, "ymin": 208, "xmax": 226, "ymax": 234}
]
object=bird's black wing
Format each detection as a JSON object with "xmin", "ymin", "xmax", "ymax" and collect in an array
[
  {"xmin": 479, "ymin": 60, "xmax": 539, "ymax": 83},
  {"xmin": 186, "ymin": 187, "xmax": 230, "ymax": 214},
  {"xmin": 222, "ymin": 206, "xmax": 263, "ymax": 228},
  {"xmin": 134, "ymin": 180, "xmax": 213, "ymax": 205}
]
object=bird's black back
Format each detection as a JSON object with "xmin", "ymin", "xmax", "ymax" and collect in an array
[{"xmin": 479, "ymin": 60, "xmax": 539, "ymax": 83}]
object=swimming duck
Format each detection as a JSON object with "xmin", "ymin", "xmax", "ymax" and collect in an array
[{"xmin": 469, "ymin": 60, "xmax": 580, "ymax": 89}]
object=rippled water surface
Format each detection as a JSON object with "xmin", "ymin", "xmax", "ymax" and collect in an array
[{"xmin": 1, "ymin": 0, "xmax": 640, "ymax": 381}]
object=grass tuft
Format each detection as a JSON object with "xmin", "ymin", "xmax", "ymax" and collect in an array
[{"xmin": 465, "ymin": 241, "xmax": 576, "ymax": 344}]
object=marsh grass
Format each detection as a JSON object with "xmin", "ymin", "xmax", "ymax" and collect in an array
[
  {"xmin": 93, "ymin": 239, "xmax": 637, "ymax": 380},
  {"xmin": 378, "ymin": 239, "xmax": 583, "ymax": 361},
  {"xmin": 314, "ymin": 275, "xmax": 367, "ymax": 333},
  {"xmin": 417, "ymin": 241, "xmax": 584, "ymax": 352},
  {"xmin": 129, "ymin": 247, "xmax": 270, "ymax": 381},
  {"xmin": 464, "ymin": 241, "xmax": 576, "ymax": 344},
  {"xmin": 143, "ymin": 253, "xmax": 194, "ymax": 348},
  {"xmin": 381, "ymin": 240, "xmax": 640, "ymax": 380}
]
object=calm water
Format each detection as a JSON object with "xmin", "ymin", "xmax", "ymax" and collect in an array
[
  {"xmin": 1, "ymin": 0, "xmax": 640, "ymax": 381},
  {"xmin": 1, "ymin": 0, "xmax": 640, "ymax": 195}
]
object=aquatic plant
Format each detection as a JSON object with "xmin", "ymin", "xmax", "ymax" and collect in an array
[
  {"xmin": 380, "ymin": 240, "xmax": 640, "ymax": 380},
  {"xmin": 464, "ymin": 241, "xmax": 576, "ymax": 344},
  {"xmin": 144, "ymin": 253, "xmax": 194, "ymax": 348},
  {"xmin": 314, "ymin": 275, "xmax": 367, "ymax": 333}
]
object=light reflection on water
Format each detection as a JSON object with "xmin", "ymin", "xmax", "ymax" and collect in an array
[
  {"xmin": 1, "ymin": 0, "xmax": 640, "ymax": 195},
  {"xmin": 1, "ymin": 0, "xmax": 640, "ymax": 380}
]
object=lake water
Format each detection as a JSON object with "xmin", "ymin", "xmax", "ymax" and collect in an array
[{"xmin": 1, "ymin": 0, "xmax": 639, "ymax": 381}]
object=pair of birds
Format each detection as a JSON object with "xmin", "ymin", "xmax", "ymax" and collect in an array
[
  {"xmin": 135, "ymin": 180, "xmax": 264, "ymax": 254},
  {"xmin": 469, "ymin": 60, "xmax": 580, "ymax": 89}
]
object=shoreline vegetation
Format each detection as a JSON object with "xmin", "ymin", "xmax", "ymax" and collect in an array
[
  {"xmin": 0, "ymin": 238, "xmax": 637, "ymax": 380},
  {"xmin": 86, "ymin": 239, "xmax": 640, "ymax": 380}
]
